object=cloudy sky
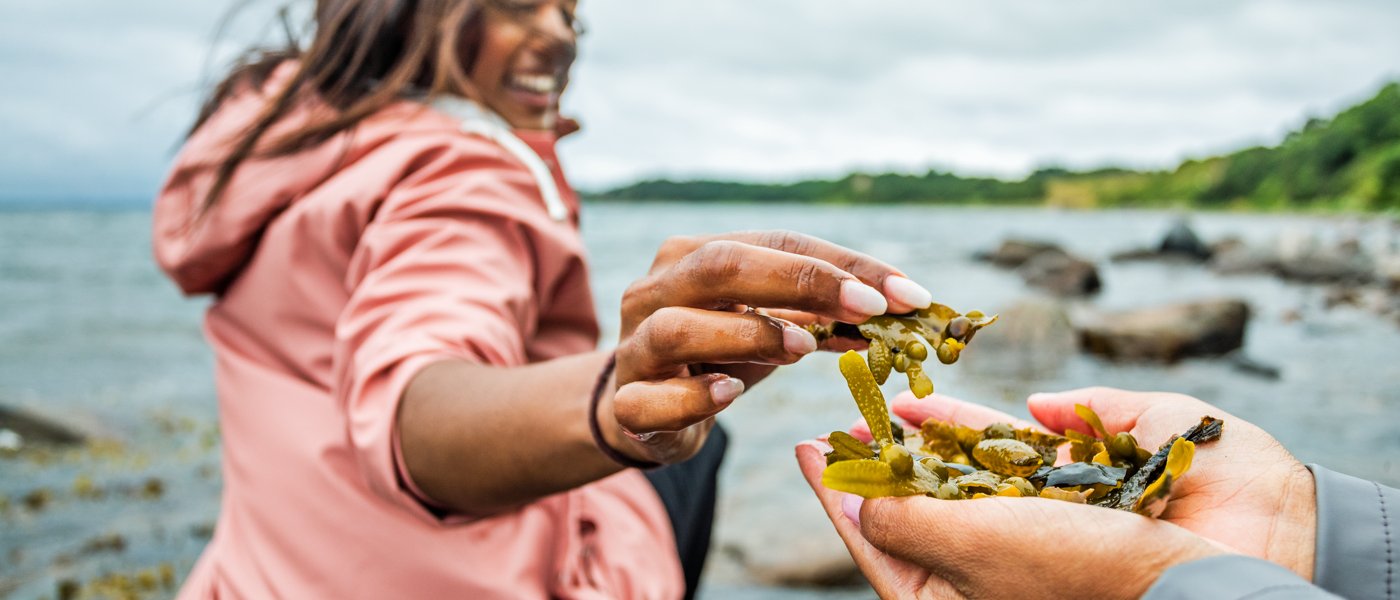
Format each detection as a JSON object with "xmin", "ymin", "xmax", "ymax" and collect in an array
[{"xmin": 3, "ymin": 0, "xmax": 1399, "ymax": 202}]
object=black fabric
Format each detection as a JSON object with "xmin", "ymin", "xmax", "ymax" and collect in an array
[{"xmin": 643, "ymin": 422, "xmax": 728, "ymax": 600}]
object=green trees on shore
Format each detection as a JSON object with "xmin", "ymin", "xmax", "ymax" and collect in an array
[{"xmin": 595, "ymin": 82, "xmax": 1400, "ymax": 212}]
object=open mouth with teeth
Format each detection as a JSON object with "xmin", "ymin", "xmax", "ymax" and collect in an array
[{"xmin": 505, "ymin": 72, "xmax": 562, "ymax": 109}]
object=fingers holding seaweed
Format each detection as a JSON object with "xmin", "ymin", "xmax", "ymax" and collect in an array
[
  {"xmin": 612, "ymin": 374, "xmax": 739, "ymax": 436},
  {"xmin": 627, "ymin": 240, "xmax": 890, "ymax": 325},
  {"xmin": 648, "ymin": 230, "xmax": 921, "ymax": 310},
  {"xmin": 617, "ymin": 307, "xmax": 815, "ymax": 384},
  {"xmin": 756, "ymin": 309, "xmax": 869, "ymax": 352}
]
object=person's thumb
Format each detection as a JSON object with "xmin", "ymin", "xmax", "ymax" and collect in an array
[{"xmin": 1027, "ymin": 386, "xmax": 1164, "ymax": 436}]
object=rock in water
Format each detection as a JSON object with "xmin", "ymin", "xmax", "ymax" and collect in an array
[
  {"xmin": 1227, "ymin": 353, "xmax": 1282, "ymax": 380},
  {"xmin": 962, "ymin": 298, "xmax": 1077, "ymax": 379},
  {"xmin": 1377, "ymin": 255, "xmax": 1400, "ymax": 292},
  {"xmin": 1158, "ymin": 219, "xmax": 1212, "ymax": 261},
  {"xmin": 0, "ymin": 405, "xmax": 86, "ymax": 447},
  {"xmin": 1276, "ymin": 250, "xmax": 1374, "ymax": 284},
  {"xmin": 975, "ymin": 239, "xmax": 1065, "ymax": 268},
  {"xmin": 1210, "ymin": 245, "xmax": 1279, "ymax": 275},
  {"xmin": 1077, "ymin": 299, "xmax": 1249, "ymax": 363},
  {"xmin": 1112, "ymin": 220, "xmax": 1214, "ymax": 262},
  {"xmin": 714, "ymin": 501, "xmax": 863, "ymax": 588},
  {"xmin": 730, "ymin": 533, "xmax": 864, "ymax": 587},
  {"xmin": 1018, "ymin": 251, "xmax": 1102, "ymax": 297}
]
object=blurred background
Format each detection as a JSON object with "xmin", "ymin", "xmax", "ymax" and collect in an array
[{"xmin": 3, "ymin": 1, "xmax": 1399, "ymax": 598}]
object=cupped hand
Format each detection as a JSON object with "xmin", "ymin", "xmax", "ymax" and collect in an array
[
  {"xmin": 605, "ymin": 230, "xmax": 932, "ymax": 464},
  {"xmin": 797, "ymin": 388, "xmax": 1317, "ymax": 599},
  {"xmin": 1023, "ymin": 387, "xmax": 1317, "ymax": 578}
]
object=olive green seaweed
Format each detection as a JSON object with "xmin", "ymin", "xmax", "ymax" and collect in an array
[
  {"xmin": 807, "ymin": 303, "xmax": 998, "ymax": 399},
  {"xmin": 819, "ymin": 336, "xmax": 1225, "ymax": 516}
]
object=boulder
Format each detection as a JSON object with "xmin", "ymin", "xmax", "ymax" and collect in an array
[
  {"xmin": 1376, "ymin": 255, "xmax": 1400, "ymax": 292},
  {"xmin": 709, "ymin": 479, "xmax": 866, "ymax": 589},
  {"xmin": 1018, "ymin": 251, "xmax": 1101, "ymax": 297},
  {"xmin": 1210, "ymin": 246, "xmax": 1278, "ymax": 276},
  {"xmin": 1276, "ymin": 250, "xmax": 1373, "ymax": 284},
  {"xmin": 726, "ymin": 535, "xmax": 864, "ymax": 587},
  {"xmin": 0, "ymin": 405, "xmax": 86, "ymax": 448},
  {"xmin": 975, "ymin": 239, "xmax": 1064, "ymax": 268},
  {"xmin": 1211, "ymin": 242, "xmax": 1374, "ymax": 285},
  {"xmin": 1107, "ymin": 247, "xmax": 1161, "ymax": 262},
  {"xmin": 1323, "ymin": 285, "xmax": 1400, "ymax": 320},
  {"xmin": 1112, "ymin": 220, "xmax": 1213, "ymax": 262},
  {"xmin": 1210, "ymin": 236, "xmax": 1245, "ymax": 257},
  {"xmin": 961, "ymin": 298, "xmax": 1077, "ymax": 379},
  {"xmin": 714, "ymin": 495, "xmax": 864, "ymax": 588},
  {"xmin": 1226, "ymin": 353, "xmax": 1282, "ymax": 380},
  {"xmin": 1076, "ymin": 299, "xmax": 1249, "ymax": 363},
  {"xmin": 1157, "ymin": 219, "xmax": 1213, "ymax": 261}
]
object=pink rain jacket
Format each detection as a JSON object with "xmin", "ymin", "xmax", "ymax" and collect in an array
[{"xmin": 153, "ymin": 66, "xmax": 682, "ymax": 599}]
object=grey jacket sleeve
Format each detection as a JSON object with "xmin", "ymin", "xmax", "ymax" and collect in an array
[
  {"xmin": 1144, "ymin": 555, "xmax": 1337, "ymax": 599},
  {"xmin": 1145, "ymin": 465, "xmax": 1398, "ymax": 599},
  {"xmin": 1309, "ymin": 464, "xmax": 1398, "ymax": 600}
]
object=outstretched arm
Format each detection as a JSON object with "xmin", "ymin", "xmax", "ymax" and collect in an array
[{"xmin": 393, "ymin": 230, "xmax": 932, "ymax": 516}]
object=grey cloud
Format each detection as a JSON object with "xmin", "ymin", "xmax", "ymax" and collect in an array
[
  {"xmin": 562, "ymin": 0, "xmax": 1400, "ymax": 185},
  {"xmin": 2, "ymin": 0, "xmax": 1398, "ymax": 200}
]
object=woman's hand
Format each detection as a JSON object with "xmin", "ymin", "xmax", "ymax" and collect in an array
[
  {"xmin": 605, "ymin": 230, "xmax": 933, "ymax": 464},
  {"xmin": 796, "ymin": 388, "xmax": 1318, "ymax": 599}
]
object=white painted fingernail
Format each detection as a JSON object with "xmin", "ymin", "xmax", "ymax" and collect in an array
[
  {"xmin": 840, "ymin": 280, "xmax": 888, "ymax": 316},
  {"xmin": 1027, "ymin": 392, "xmax": 1068, "ymax": 404},
  {"xmin": 710, "ymin": 376, "xmax": 745, "ymax": 407},
  {"xmin": 884, "ymin": 276, "xmax": 932, "ymax": 309},
  {"xmin": 783, "ymin": 326, "xmax": 818, "ymax": 355},
  {"xmin": 841, "ymin": 493, "xmax": 864, "ymax": 526}
]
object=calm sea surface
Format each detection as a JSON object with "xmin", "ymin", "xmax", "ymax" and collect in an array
[{"xmin": 2, "ymin": 203, "xmax": 1398, "ymax": 599}]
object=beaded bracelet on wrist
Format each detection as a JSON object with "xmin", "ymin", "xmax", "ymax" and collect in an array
[{"xmin": 588, "ymin": 353, "xmax": 662, "ymax": 470}]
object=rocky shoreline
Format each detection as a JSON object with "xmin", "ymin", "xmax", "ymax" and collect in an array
[{"xmin": 4, "ymin": 208, "xmax": 1399, "ymax": 598}]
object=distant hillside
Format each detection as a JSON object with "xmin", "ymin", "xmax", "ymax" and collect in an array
[
  {"xmin": 595, "ymin": 82, "xmax": 1400, "ymax": 212},
  {"xmin": 595, "ymin": 170, "xmax": 1045, "ymax": 205}
]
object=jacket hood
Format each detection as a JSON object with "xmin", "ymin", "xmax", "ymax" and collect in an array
[{"xmin": 154, "ymin": 64, "xmax": 364, "ymax": 295}]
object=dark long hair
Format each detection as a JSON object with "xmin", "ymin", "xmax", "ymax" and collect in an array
[{"xmin": 192, "ymin": 0, "xmax": 497, "ymax": 209}]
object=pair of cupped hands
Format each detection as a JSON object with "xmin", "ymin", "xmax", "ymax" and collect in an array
[{"xmin": 606, "ymin": 231, "xmax": 1317, "ymax": 598}]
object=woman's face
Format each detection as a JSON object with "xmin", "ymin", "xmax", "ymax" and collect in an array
[{"xmin": 469, "ymin": 0, "xmax": 579, "ymax": 131}]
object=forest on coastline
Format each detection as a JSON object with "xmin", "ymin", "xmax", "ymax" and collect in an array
[{"xmin": 594, "ymin": 82, "xmax": 1400, "ymax": 212}]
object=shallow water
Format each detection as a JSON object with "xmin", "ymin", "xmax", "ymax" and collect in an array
[{"xmin": 1, "ymin": 204, "xmax": 1397, "ymax": 598}]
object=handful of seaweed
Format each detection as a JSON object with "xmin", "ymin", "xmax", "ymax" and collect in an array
[{"xmin": 818, "ymin": 307, "xmax": 1223, "ymax": 517}]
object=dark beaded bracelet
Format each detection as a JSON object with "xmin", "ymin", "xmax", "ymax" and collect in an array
[{"xmin": 589, "ymin": 353, "xmax": 662, "ymax": 470}]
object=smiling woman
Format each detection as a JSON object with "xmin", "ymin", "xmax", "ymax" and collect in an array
[
  {"xmin": 470, "ymin": 0, "xmax": 580, "ymax": 129},
  {"xmin": 152, "ymin": 0, "xmax": 933, "ymax": 598},
  {"xmin": 192, "ymin": 0, "xmax": 583, "ymax": 210}
]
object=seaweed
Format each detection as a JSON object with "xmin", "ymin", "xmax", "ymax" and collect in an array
[{"xmin": 808, "ymin": 303, "xmax": 997, "ymax": 398}]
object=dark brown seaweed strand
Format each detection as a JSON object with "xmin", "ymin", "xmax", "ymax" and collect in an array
[
  {"xmin": 827, "ymin": 322, "xmax": 866, "ymax": 341},
  {"xmin": 1105, "ymin": 416, "xmax": 1222, "ymax": 510},
  {"xmin": 804, "ymin": 321, "xmax": 868, "ymax": 343},
  {"xmin": 1183, "ymin": 416, "xmax": 1224, "ymax": 444}
]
